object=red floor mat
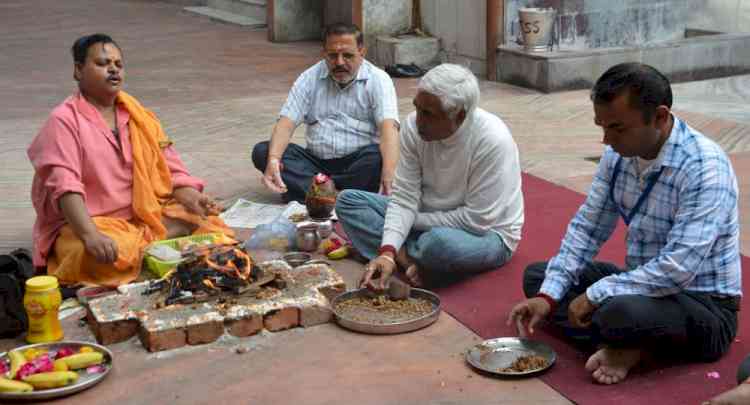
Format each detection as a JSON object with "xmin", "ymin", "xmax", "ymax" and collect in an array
[{"xmin": 436, "ymin": 173, "xmax": 749, "ymax": 405}]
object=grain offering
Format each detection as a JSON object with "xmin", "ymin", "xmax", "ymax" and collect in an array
[
  {"xmin": 500, "ymin": 354, "xmax": 549, "ymax": 373},
  {"xmin": 334, "ymin": 294, "xmax": 434, "ymax": 325}
]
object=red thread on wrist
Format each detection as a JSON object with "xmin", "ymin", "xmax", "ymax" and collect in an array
[
  {"xmin": 378, "ymin": 245, "xmax": 397, "ymax": 258},
  {"xmin": 535, "ymin": 293, "xmax": 558, "ymax": 315}
]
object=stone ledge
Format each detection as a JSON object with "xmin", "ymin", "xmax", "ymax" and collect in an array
[
  {"xmin": 87, "ymin": 261, "xmax": 346, "ymax": 352},
  {"xmin": 184, "ymin": 6, "xmax": 266, "ymax": 28},
  {"xmin": 374, "ymin": 35, "xmax": 440, "ymax": 70},
  {"xmin": 497, "ymin": 31, "xmax": 750, "ymax": 92}
]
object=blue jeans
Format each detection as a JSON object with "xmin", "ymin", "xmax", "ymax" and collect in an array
[{"xmin": 335, "ymin": 190, "xmax": 512, "ymax": 284}]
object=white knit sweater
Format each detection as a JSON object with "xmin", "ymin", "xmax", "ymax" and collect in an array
[{"xmin": 381, "ymin": 108, "xmax": 524, "ymax": 252}]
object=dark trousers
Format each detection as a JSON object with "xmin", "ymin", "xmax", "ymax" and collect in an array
[
  {"xmin": 523, "ymin": 261, "xmax": 738, "ymax": 362},
  {"xmin": 738, "ymin": 355, "xmax": 750, "ymax": 384},
  {"xmin": 251, "ymin": 142, "xmax": 382, "ymax": 203}
]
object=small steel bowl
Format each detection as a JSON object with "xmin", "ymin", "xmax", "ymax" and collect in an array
[
  {"xmin": 311, "ymin": 219, "xmax": 333, "ymax": 238},
  {"xmin": 283, "ymin": 251, "xmax": 312, "ymax": 267},
  {"xmin": 295, "ymin": 224, "xmax": 320, "ymax": 252}
]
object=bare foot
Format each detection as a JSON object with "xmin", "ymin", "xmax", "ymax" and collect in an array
[
  {"xmin": 703, "ymin": 383, "xmax": 750, "ymax": 405},
  {"xmin": 162, "ymin": 216, "xmax": 197, "ymax": 239},
  {"xmin": 584, "ymin": 347, "xmax": 642, "ymax": 384},
  {"xmin": 405, "ymin": 264, "xmax": 423, "ymax": 287}
]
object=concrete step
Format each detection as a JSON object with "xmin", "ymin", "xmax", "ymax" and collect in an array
[
  {"xmin": 183, "ymin": 6, "xmax": 266, "ymax": 28},
  {"xmin": 207, "ymin": 0, "xmax": 266, "ymax": 21}
]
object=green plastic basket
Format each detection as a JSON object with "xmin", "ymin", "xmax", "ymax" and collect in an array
[{"xmin": 144, "ymin": 233, "xmax": 221, "ymax": 278}]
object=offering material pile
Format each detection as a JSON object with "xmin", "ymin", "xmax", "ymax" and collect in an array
[
  {"xmin": 500, "ymin": 354, "xmax": 549, "ymax": 373},
  {"xmin": 334, "ymin": 295, "xmax": 434, "ymax": 325}
]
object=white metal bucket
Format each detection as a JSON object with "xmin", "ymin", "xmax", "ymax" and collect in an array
[{"xmin": 518, "ymin": 8, "xmax": 557, "ymax": 52}]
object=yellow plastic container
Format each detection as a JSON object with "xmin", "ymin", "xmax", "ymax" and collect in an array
[
  {"xmin": 144, "ymin": 233, "xmax": 220, "ymax": 278},
  {"xmin": 24, "ymin": 276, "xmax": 64, "ymax": 343}
]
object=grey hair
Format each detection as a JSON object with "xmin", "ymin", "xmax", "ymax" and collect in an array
[{"xmin": 417, "ymin": 63, "xmax": 480, "ymax": 118}]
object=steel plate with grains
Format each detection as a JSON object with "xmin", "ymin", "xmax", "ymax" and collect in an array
[
  {"xmin": 332, "ymin": 288, "xmax": 441, "ymax": 334},
  {"xmin": 466, "ymin": 337, "xmax": 556, "ymax": 377}
]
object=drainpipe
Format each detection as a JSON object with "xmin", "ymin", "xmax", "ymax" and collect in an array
[
  {"xmin": 486, "ymin": 0, "xmax": 500, "ymax": 80},
  {"xmin": 353, "ymin": 0, "xmax": 363, "ymax": 31},
  {"xmin": 267, "ymin": 0, "xmax": 274, "ymax": 42}
]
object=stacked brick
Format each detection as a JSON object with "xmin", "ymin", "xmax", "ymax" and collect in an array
[{"xmin": 86, "ymin": 261, "xmax": 346, "ymax": 352}]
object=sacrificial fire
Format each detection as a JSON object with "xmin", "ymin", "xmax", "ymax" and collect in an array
[{"xmin": 143, "ymin": 240, "xmax": 287, "ymax": 306}]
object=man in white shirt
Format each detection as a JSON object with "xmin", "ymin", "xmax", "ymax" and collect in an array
[
  {"xmin": 336, "ymin": 64, "xmax": 524, "ymax": 288},
  {"xmin": 252, "ymin": 23, "xmax": 400, "ymax": 203}
]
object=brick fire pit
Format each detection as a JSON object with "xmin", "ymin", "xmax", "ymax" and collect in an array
[{"xmin": 85, "ymin": 261, "xmax": 346, "ymax": 352}]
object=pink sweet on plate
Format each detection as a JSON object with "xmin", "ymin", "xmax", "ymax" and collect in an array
[
  {"xmin": 86, "ymin": 365, "xmax": 106, "ymax": 374},
  {"xmin": 16, "ymin": 353, "xmax": 53, "ymax": 380},
  {"xmin": 55, "ymin": 346, "xmax": 76, "ymax": 359}
]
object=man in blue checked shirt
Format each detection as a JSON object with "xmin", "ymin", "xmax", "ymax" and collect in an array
[
  {"xmin": 251, "ymin": 22, "xmax": 399, "ymax": 203},
  {"xmin": 508, "ymin": 63, "xmax": 741, "ymax": 385}
]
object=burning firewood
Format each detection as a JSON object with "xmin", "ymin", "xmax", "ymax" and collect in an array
[{"xmin": 142, "ymin": 244, "xmax": 282, "ymax": 306}]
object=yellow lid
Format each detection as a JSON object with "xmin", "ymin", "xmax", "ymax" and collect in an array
[{"xmin": 26, "ymin": 276, "xmax": 59, "ymax": 292}]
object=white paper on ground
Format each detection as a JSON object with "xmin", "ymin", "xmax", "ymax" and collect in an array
[
  {"xmin": 280, "ymin": 201, "xmax": 308, "ymax": 220},
  {"xmin": 220, "ymin": 199, "xmax": 312, "ymax": 228}
]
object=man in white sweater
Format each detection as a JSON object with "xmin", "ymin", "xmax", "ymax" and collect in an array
[{"xmin": 335, "ymin": 63, "xmax": 524, "ymax": 288}]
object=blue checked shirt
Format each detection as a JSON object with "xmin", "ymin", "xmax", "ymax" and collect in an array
[
  {"xmin": 279, "ymin": 59, "xmax": 399, "ymax": 160},
  {"xmin": 539, "ymin": 116, "xmax": 742, "ymax": 305}
]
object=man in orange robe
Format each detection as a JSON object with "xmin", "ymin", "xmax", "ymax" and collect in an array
[{"xmin": 27, "ymin": 33, "xmax": 233, "ymax": 287}]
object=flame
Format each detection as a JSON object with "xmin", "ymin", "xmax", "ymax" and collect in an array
[
  {"xmin": 166, "ymin": 244, "xmax": 255, "ymax": 301},
  {"xmin": 204, "ymin": 247, "xmax": 253, "ymax": 281},
  {"xmin": 214, "ymin": 233, "xmax": 238, "ymax": 245}
]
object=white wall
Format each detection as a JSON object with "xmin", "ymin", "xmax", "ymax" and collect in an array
[
  {"xmin": 416, "ymin": 0, "xmax": 750, "ymax": 77},
  {"xmin": 363, "ymin": 0, "xmax": 411, "ymax": 51},
  {"xmin": 420, "ymin": 0, "xmax": 487, "ymax": 75},
  {"xmin": 687, "ymin": 0, "xmax": 750, "ymax": 33}
]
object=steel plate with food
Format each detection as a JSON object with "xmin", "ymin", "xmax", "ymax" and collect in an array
[
  {"xmin": 465, "ymin": 337, "xmax": 556, "ymax": 377},
  {"xmin": 332, "ymin": 288, "xmax": 441, "ymax": 334},
  {"xmin": 0, "ymin": 340, "xmax": 113, "ymax": 400}
]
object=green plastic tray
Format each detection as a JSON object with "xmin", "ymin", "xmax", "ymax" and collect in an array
[{"xmin": 143, "ymin": 233, "xmax": 220, "ymax": 278}]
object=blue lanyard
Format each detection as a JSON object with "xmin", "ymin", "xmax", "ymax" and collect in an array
[{"xmin": 609, "ymin": 157, "xmax": 665, "ymax": 226}]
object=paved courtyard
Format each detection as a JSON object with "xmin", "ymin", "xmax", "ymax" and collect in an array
[{"xmin": 1, "ymin": 1, "xmax": 749, "ymax": 404}]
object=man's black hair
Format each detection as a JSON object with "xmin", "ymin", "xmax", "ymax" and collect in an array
[
  {"xmin": 591, "ymin": 62, "xmax": 673, "ymax": 123},
  {"xmin": 323, "ymin": 23, "xmax": 364, "ymax": 47},
  {"xmin": 71, "ymin": 34, "xmax": 121, "ymax": 64}
]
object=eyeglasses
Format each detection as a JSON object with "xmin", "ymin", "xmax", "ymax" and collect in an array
[{"xmin": 325, "ymin": 52, "xmax": 358, "ymax": 63}]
